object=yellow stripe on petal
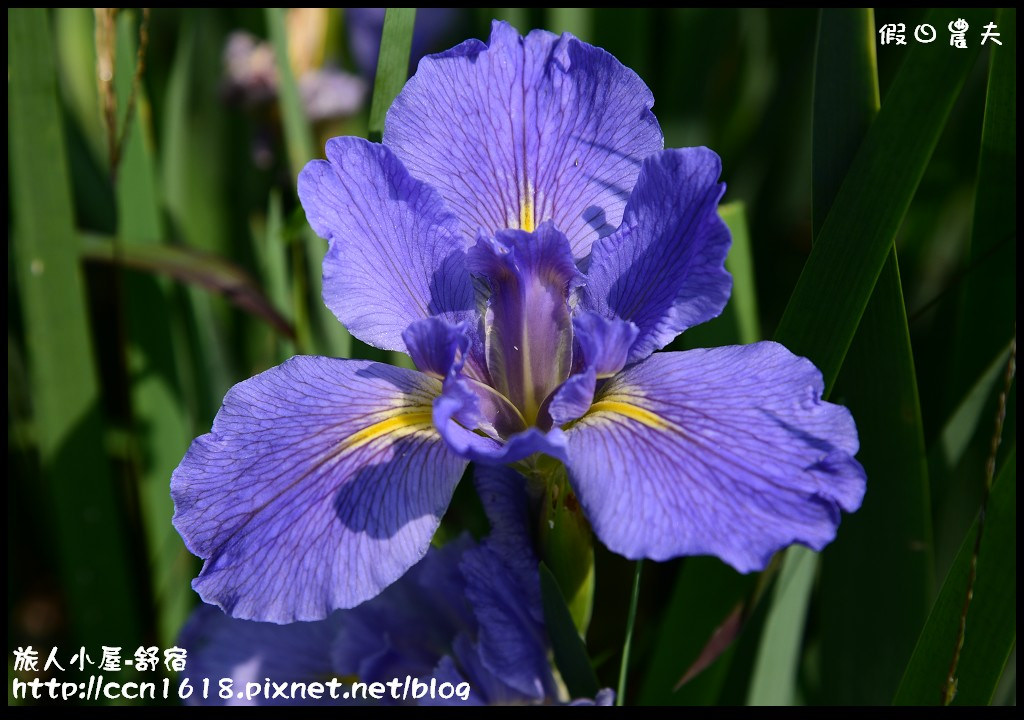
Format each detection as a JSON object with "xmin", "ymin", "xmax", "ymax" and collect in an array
[
  {"xmin": 519, "ymin": 194, "xmax": 535, "ymax": 233},
  {"xmin": 338, "ymin": 410, "xmax": 435, "ymax": 453},
  {"xmin": 585, "ymin": 400, "xmax": 672, "ymax": 432}
]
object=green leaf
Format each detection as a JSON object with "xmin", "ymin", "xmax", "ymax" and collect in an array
[
  {"xmin": 161, "ymin": 10, "xmax": 233, "ymax": 417},
  {"xmin": 746, "ymin": 545, "xmax": 818, "ymax": 705},
  {"xmin": 812, "ymin": 9, "xmax": 934, "ymax": 704},
  {"xmin": 367, "ymin": 8, "xmax": 416, "ymax": 142},
  {"xmin": 949, "ymin": 9, "xmax": 1016, "ymax": 408},
  {"xmin": 616, "ymin": 560, "xmax": 643, "ymax": 706},
  {"xmin": 547, "ymin": 8, "xmax": 593, "ymax": 41},
  {"xmin": 639, "ymin": 558, "xmax": 756, "ymax": 705},
  {"xmin": 894, "ymin": 446, "xmax": 1016, "ymax": 705},
  {"xmin": 773, "ymin": 8, "xmax": 987, "ymax": 393},
  {"xmin": 8, "ymin": 7, "xmax": 143, "ymax": 648},
  {"xmin": 251, "ymin": 190, "xmax": 297, "ymax": 362},
  {"xmin": 539, "ymin": 562, "xmax": 600, "ymax": 700},
  {"xmin": 684, "ymin": 201, "xmax": 761, "ymax": 348},
  {"xmin": 937, "ymin": 342, "xmax": 1014, "ymax": 471},
  {"xmin": 266, "ymin": 6, "xmax": 351, "ymax": 359},
  {"xmin": 113, "ymin": 9, "xmax": 196, "ymax": 647},
  {"xmin": 81, "ymin": 235, "xmax": 294, "ymax": 339}
]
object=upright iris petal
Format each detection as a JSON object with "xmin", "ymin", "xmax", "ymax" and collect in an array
[
  {"xmin": 384, "ymin": 21, "xmax": 663, "ymax": 255},
  {"xmin": 467, "ymin": 222, "xmax": 581, "ymax": 423},
  {"xmin": 171, "ymin": 20, "xmax": 867, "ymax": 627}
]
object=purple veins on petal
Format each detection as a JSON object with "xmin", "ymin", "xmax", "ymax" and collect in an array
[
  {"xmin": 297, "ymin": 136, "xmax": 476, "ymax": 354},
  {"xmin": 171, "ymin": 356, "xmax": 467, "ymax": 623},
  {"xmin": 563, "ymin": 344, "xmax": 866, "ymax": 572},
  {"xmin": 583, "ymin": 147, "xmax": 733, "ymax": 364},
  {"xmin": 384, "ymin": 20, "xmax": 663, "ymax": 258}
]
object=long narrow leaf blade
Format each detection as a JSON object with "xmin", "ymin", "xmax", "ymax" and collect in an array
[
  {"xmin": 113, "ymin": 9, "xmax": 195, "ymax": 647},
  {"xmin": 894, "ymin": 447, "xmax": 1016, "ymax": 705},
  {"xmin": 539, "ymin": 562, "xmax": 600, "ymax": 700},
  {"xmin": 746, "ymin": 546, "xmax": 817, "ymax": 705},
  {"xmin": 774, "ymin": 8, "xmax": 986, "ymax": 392},
  {"xmin": 813, "ymin": 9, "xmax": 933, "ymax": 704},
  {"xmin": 8, "ymin": 7, "xmax": 143, "ymax": 648},
  {"xmin": 950, "ymin": 9, "xmax": 1016, "ymax": 406},
  {"xmin": 368, "ymin": 8, "xmax": 417, "ymax": 141},
  {"xmin": 266, "ymin": 6, "xmax": 351, "ymax": 358}
]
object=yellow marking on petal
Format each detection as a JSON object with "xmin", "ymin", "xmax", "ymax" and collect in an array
[
  {"xmin": 337, "ymin": 410, "xmax": 435, "ymax": 453},
  {"xmin": 519, "ymin": 194, "xmax": 535, "ymax": 233},
  {"xmin": 585, "ymin": 400, "xmax": 671, "ymax": 431}
]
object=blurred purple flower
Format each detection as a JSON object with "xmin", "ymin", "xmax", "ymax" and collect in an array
[
  {"xmin": 179, "ymin": 468, "xmax": 610, "ymax": 706},
  {"xmin": 221, "ymin": 29, "xmax": 367, "ymax": 122},
  {"xmin": 173, "ymin": 21, "xmax": 865, "ymax": 624}
]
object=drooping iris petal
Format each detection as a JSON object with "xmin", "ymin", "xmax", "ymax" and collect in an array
[
  {"xmin": 178, "ymin": 465, "xmax": 576, "ymax": 705},
  {"xmin": 329, "ymin": 537, "xmax": 473, "ymax": 682},
  {"xmin": 178, "ymin": 604, "xmax": 344, "ymax": 706},
  {"xmin": 467, "ymin": 222, "xmax": 581, "ymax": 422},
  {"xmin": 298, "ymin": 136, "xmax": 475, "ymax": 352},
  {"xmin": 467, "ymin": 465, "xmax": 553, "ymax": 698},
  {"xmin": 564, "ymin": 344, "xmax": 866, "ymax": 571},
  {"xmin": 582, "ymin": 147, "xmax": 732, "ymax": 364},
  {"xmin": 384, "ymin": 20, "xmax": 663, "ymax": 259},
  {"xmin": 171, "ymin": 356, "xmax": 467, "ymax": 623}
]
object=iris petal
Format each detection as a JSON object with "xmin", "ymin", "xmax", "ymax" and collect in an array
[
  {"xmin": 171, "ymin": 356, "xmax": 467, "ymax": 622},
  {"xmin": 467, "ymin": 222, "xmax": 581, "ymax": 422},
  {"xmin": 298, "ymin": 136, "xmax": 476, "ymax": 353},
  {"xmin": 583, "ymin": 147, "xmax": 732, "ymax": 364},
  {"xmin": 564, "ymin": 344, "xmax": 866, "ymax": 571},
  {"xmin": 384, "ymin": 20, "xmax": 663, "ymax": 258}
]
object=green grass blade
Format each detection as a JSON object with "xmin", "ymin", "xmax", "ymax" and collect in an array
[
  {"xmin": 721, "ymin": 202, "xmax": 761, "ymax": 345},
  {"xmin": 812, "ymin": 9, "xmax": 934, "ymax": 704},
  {"xmin": 894, "ymin": 446, "xmax": 1016, "ymax": 705},
  {"xmin": 539, "ymin": 562, "xmax": 600, "ymax": 700},
  {"xmin": 616, "ymin": 560, "xmax": 643, "ymax": 706},
  {"xmin": 113, "ymin": 9, "xmax": 195, "ymax": 647},
  {"xmin": 82, "ymin": 235, "xmax": 294, "ymax": 339},
  {"xmin": 54, "ymin": 8, "xmax": 104, "ymax": 163},
  {"xmin": 491, "ymin": 8, "xmax": 530, "ymax": 32},
  {"xmin": 252, "ymin": 190, "xmax": 297, "ymax": 362},
  {"xmin": 547, "ymin": 8, "xmax": 593, "ymax": 41},
  {"xmin": 161, "ymin": 11, "xmax": 232, "ymax": 418},
  {"xmin": 8, "ymin": 7, "xmax": 143, "ymax": 648},
  {"xmin": 367, "ymin": 8, "xmax": 416, "ymax": 142},
  {"xmin": 938, "ymin": 342, "xmax": 1014, "ymax": 470},
  {"xmin": 950, "ymin": 9, "xmax": 1016, "ymax": 408},
  {"xmin": 639, "ymin": 558, "xmax": 756, "ymax": 705},
  {"xmin": 773, "ymin": 8, "xmax": 987, "ymax": 393},
  {"xmin": 364, "ymin": 7, "xmax": 417, "ymax": 370},
  {"xmin": 679, "ymin": 201, "xmax": 761, "ymax": 349},
  {"xmin": 266, "ymin": 6, "xmax": 350, "ymax": 359},
  {"xmin": 746, "ymin": 546, "xmax": 817, "ymax": 705}
]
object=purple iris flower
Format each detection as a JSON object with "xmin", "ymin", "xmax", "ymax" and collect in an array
[
  {"xmin": 179, "ymin": 469, "xmax": 611, "ymax": 705},
  {"xmin": 172, "ymin": 21, "xmax": 866, "ymax": 624}
]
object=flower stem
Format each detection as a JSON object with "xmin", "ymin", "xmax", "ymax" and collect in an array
[{"xmin": 616, "ymin": 559, "xmax": 643, "ymax": 706}]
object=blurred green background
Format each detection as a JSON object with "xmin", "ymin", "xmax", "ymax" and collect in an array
[{"xmin": 8, "ymin": 7, "xmax": 1015, "ymax": 706}]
